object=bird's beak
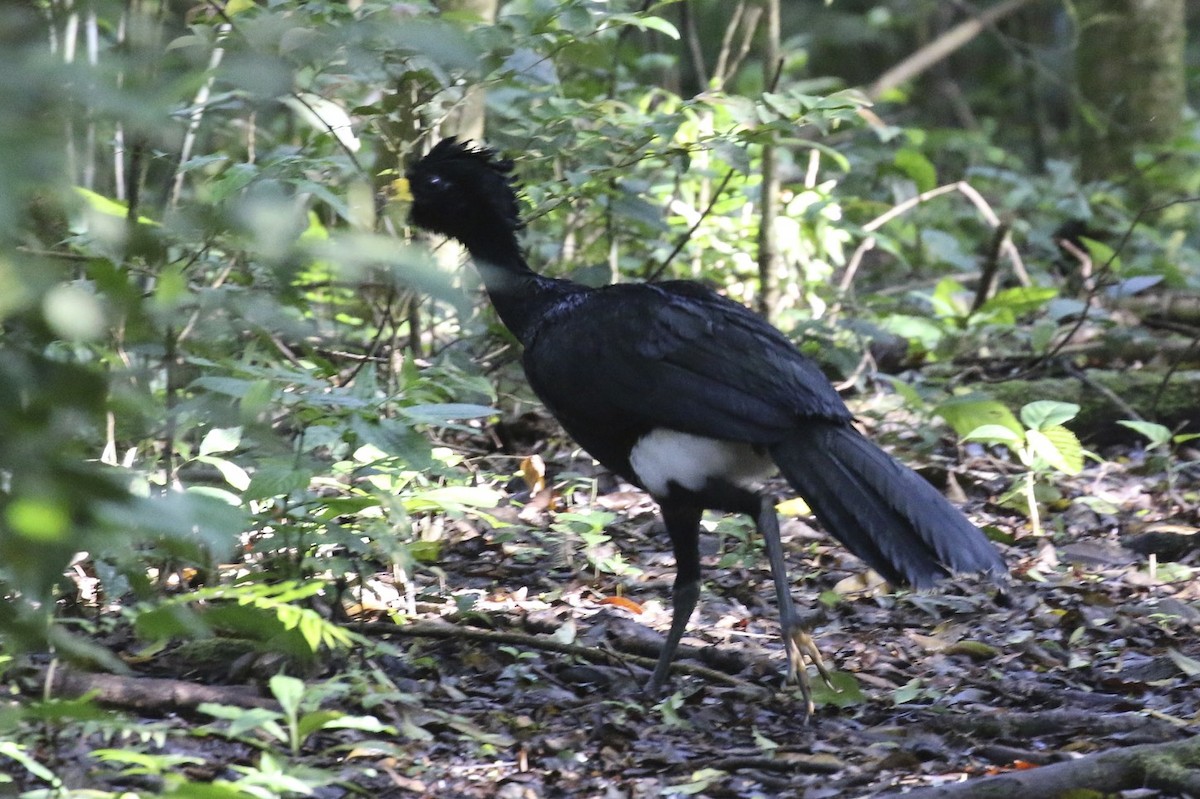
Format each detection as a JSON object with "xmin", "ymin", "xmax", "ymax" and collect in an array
[{"xmin": 392, "ymin": 176, "xmax": 413, "ymax": 202}]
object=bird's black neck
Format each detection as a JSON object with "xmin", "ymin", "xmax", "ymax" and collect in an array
[{"xmin": 458, "ymin": 231, "xmax": 578, "ymax": 346}]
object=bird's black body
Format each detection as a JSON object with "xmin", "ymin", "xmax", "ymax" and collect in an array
[{"xmin": 406, "ymin": 138, "xmax": 1005, "ymax": 714}]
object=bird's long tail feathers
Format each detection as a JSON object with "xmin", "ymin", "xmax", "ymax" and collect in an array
[{"xmin": 769, "ymin": 424, "xmax": 1004, "ymax": 589}]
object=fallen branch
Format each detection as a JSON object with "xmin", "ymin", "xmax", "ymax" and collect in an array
[
  {"xmin": 45, "ymin": 666, "xmax": 278, "ymax": 712},
  {"xmin": 349, "ymin": 620, "xmax": 766, "ymax": 694},
  {"xmin": 882, "ymin": 735, "xmax": 1200, "ymax": 799},
  {"xmin": 922, "ymin": 709, "xmax": 1183, "ymax": 742}
]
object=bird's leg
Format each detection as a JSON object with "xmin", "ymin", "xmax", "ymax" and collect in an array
[
  {"xmin": 755, "ymin": 495, "xmax": 834, "ymax": 719},
  {"xmin": 646, "ymin": 502, "xmax": 704, "ymax": 693}
]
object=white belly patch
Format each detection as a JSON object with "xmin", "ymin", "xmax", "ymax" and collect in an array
[{"xmin": 629, "ymin": 428, "xmax": 777, "ymax": 497}]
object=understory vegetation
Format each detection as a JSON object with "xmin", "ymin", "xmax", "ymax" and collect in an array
[{"xmin": 1, "ymin": 1, "xmax": 1198, "ymax": 796}]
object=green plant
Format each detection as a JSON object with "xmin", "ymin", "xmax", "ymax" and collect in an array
[
  {"xmin": 550, "ymin": 510, "xmax": 640, "ymax": 578},
  {"xmin": 200, "ymin": 674, "xmax": 393, "ymax": 758},
  {"xmin": 939, "ymin": 397, "xmax": 1084, "ymax": 536},
  {"xmin": 1117, "ymin": 419, "xmax": 1200, "ymax": 505}
]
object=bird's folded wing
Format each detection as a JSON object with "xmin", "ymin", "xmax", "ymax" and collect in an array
[{"xmin": 523, "ymin": 282, "xmax": 852, "ymax": 444}]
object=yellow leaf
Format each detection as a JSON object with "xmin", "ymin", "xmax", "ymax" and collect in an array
[
  {"xmin": 776, "ymin": 497, "xmax": 811, "ymax": 516},
  {"xmin": 224, "ymin": 0, "xmax": 256, "ymax": 16}
]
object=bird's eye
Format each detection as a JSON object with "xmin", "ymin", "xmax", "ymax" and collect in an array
[{"xmin": 425, "ymin": 174, "xmax": 450, "ymax": 191}]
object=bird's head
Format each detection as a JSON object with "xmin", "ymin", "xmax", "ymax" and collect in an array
[{"xmin": 404, "ymin": 138, "xmax": 523, "ymax": 243}]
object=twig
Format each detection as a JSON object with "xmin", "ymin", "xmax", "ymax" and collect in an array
[
  {"xmin": 1062, "ymin": 361, "xmax": 1144, "ymax": 423},
  {"xmin": 170, "ymin": 23, "xmax": 230, "ymax": 208},
  {"xmin": 687, "ymin": 754, "xmax": 844, "ymax": 776},
  {"xmin": 646, "ymin": 169, "xmax": 737, "ymax": 282},
  {"xmin": 710, "ymin": 1, "xmax": 747, "ymax": 89},
  {"xmin": 970, "ymin": 221, "xmax": 1012, "ymax": 313},
  {"xmin": 711, "ymin": 1, "xmax": 761, "ymax": 91},
  {"xmin": 1151, "ymin": 330, "xmax": 1200, "ymax": 418},
  {"xmin": 996, "ymin": 195, "xmax": 1200, "ymax": 383},
  {"xmin": 348, "ymin": 620, "xmax": 764, "ymax": 691},
  {"xmin": 836, "ymin": 181, "xmax": 1027, "ymax": 306},
  {"xmin": 865, "ymin": 0, "xmax": 1040, "ymax": 101}
]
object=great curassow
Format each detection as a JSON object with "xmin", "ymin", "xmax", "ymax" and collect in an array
[{"xmin": 403, "ymin": 138, "xmax": 1005, "ymax": 716}]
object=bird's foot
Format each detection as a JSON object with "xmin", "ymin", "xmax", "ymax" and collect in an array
[{"xmin": 783, "ymin": 626, "xmax": 836, "ymax": 722}]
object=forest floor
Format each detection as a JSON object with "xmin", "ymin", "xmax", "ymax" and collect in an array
[{"xmin": 9, "ymin": 411, "xmax": 1200, "ymax": 798}]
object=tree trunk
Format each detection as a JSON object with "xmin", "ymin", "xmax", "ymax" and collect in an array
[
  {"xmin": 1075, "ymin": 0, "xmax": 1186, "ymax": 184},
  {"xmin": 755, "ymin": 0, "xmax": 781, "ymax": 320}
]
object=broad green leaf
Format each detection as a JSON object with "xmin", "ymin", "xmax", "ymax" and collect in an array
[
  {"xmin": 245, "ymin": 463, "xmax": 313, "ymax": 500},
  {"xmin": 935, "ymin": 396, "xmax": 1023, "ymax": 438},
  {"xmin": 1116, "ymin": 419, "xmax": 1172, "ymax": 449},
  {"xmin": 403, "ymin": 485, "xmax": 503, "ymax": 512},
  {"xmin": 400, "ymin": 403, "xmax": 499, "ymax": 425},
  {"xmin": 963, "ymin": 424, "xmax": 1024, "ymax": 446},
  {"xmin": 930, "ymin": 277, "xmax": 970, "ymax": 319},
  {"xmin": 196, "ymin": 456, "xmax": 251, "ymax": 492},
  {"xmin": 73, "ymin": 186, "xmax": 159, "ymax": 226},
  {"xmin": 609, "ymin": 12, "xmax": 680, "ymax": 39},
  {"xmin": 879, "ymin": 313, "xmax": 945, "ymax": 353},
  {"xmin": 977, "ymin": 286, "xmax": 1058, "ymax": 319},
  {"xmin": 810, "ymin": 670, "xmax": 866, "ymax": 709},
  {"xmin": 199, "ymin": 428, "xmax": 243, "ymax": 458},
  {"xmin": 893, "ymin": 148, "xmax": 936, "ymax": 193},
  {"xmin": 1026, "ymin": 426, "xmax": 1083, "ymax": 474},
  {"xmin": 297, "ymin": 709, "xmax": 344, "ymax": 741},
  {"xmin": 876, "ymin": 374, "xmax": 926, "ymax": 411},
  {"xmin": 269, "ymin": 674, "xmax": 305, "ymax": 718},
  {"xmin": 224, "ymin": 0, "xmax": 256, "ymax": 15},
  {"xmin": 1080, "ymin": 236, "xmax": 1121, "ymax": 271},
  {"xmin": 5, "ymin": 496, "xmax": 71, "ymax": 542},
  {"xmin": 1020, "ymin": 401, "xmax": 1080, "ymax": 431}
]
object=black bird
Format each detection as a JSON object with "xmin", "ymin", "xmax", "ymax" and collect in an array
[{"xmin": 404, "ymin": 138, "xmax": 1005, "ymax": 714}]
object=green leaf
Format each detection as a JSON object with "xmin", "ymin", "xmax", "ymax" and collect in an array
[
  {"xmin": 810, "ymin": 670, "xmax": 866, "ymax": 709},
  {"xmin": 199, "ymin": 427, "xmax": 242, "ymax": 456},
  {"xmin": 1080, "ymin": 236, "xmax": 1121, "ymax": 271},
  {"xmin": 1020, "ymin": 401, "xmax": 1079, "ymax": 431},
  {"xmin": 1116, "ymin": 419, "xmax": 1172, "ymax": 449},
  {"xmin": 400, "ymin": 403, "xmax": 499, "ymax": 425},
  {"xmin": 245, "ymin": 462, "xmax": 313, "ymax": 500},
  {"xmin": 1026, "ymin": 426, "xmax": 1083, "ymax": 475},
  {"xmin": 0, "ymin": 741, "xmax": 62, "ymax": 785},
  {"xmin": 935, "ymin": 396, "xmax": 1023, "ymax": 438},
  {"xmin": 930, "ymin": 278, "xmax": 970, "ymax": 320},
  {"xmin": 963, "ymin": 424, "xmax": 1024, "ymax": 446},
  {"xmin": 269, "ymin": 675, "xmax": 305, "ymax": 718},
  {"xmin": 879, "ymin": 313, "xmax": 945, "ymax": 353},
  {"xmin": 73, "ymin": 186, "xmax": 159, "ymax": 226},
  {"xmin": 609, "ymin": 12, "xmax": 680, "ymax": 39},
  {"xmin": 893, "ymin": 148, "xmax": 936, "ymax": 193},
  {"xmin": 893, "ymin": 679, "xmax": 924, "ymax": 705},
  {"xmin": 976, "ymin": 286, "xmax": 1058, "ymax": 319},
  {"xmin": 296, "ymin": 709, "xmax": 344, "ymax": 741},
  {"xmin": 403, "ymin": 485, "xmax": 503, "ymax": 512},
  {"xmin": 196, "ymin": 456, "xmax": 251, "ymax": 492}
]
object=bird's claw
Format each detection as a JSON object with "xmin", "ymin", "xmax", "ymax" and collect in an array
[{"xmin": 783, "ymin": 627, "xmax": 836, "ymax": 722}]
